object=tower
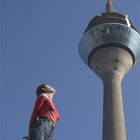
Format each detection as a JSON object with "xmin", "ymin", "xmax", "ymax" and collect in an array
[{"xmin": 79, "ymin": 0, "xmax": 140, "ymax": 140}]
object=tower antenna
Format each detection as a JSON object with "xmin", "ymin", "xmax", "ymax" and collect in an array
[{"xmin": 106, "ymin": 0, "xmax": 114, "ymax": 12}]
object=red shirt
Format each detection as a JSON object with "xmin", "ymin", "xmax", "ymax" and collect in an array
[{"xmin": 29, "ymin": 94, "xmax": 60, "ymax": 129}]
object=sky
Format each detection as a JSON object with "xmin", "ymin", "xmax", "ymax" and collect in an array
[{"xmin": 1, "ymin": 0, "xmax": 140, "ymax": 140}]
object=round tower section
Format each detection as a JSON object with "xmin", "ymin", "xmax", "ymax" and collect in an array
[{"xmin": 79, "ymin": 12, "xmax": 140, "ymax": 70}]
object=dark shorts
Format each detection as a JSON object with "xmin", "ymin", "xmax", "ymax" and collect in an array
[{"xmin": 29, "ymin": 118, "xmax": 55, "ymax": 140}]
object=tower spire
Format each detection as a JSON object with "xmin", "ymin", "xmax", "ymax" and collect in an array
[{"xmin": 106, "ymin": 0, "xmax": 114, "ymax": 12}]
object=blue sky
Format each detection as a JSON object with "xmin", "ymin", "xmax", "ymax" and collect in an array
[{"xmin": 1, "ymin": 0, "xmax": 140, "ymax": 140}]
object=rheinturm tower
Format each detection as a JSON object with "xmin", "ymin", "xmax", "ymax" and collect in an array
[{"xmin": 79, "ymin": 0, "xmax": 140, "ymax": 140}]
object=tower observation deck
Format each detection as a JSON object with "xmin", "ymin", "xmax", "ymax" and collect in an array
[
  {"xmin": 79, "ymin": 1, "xmax": 140, "ymax": 66},
  {"xmin": 79, "ymin": 0, "xmax": 140, "ymax": 140}
]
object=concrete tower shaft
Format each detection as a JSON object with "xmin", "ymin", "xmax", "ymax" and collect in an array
[{"xmin": 89, "ymin": 47, "xmax": 133, "ymax": 140}]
